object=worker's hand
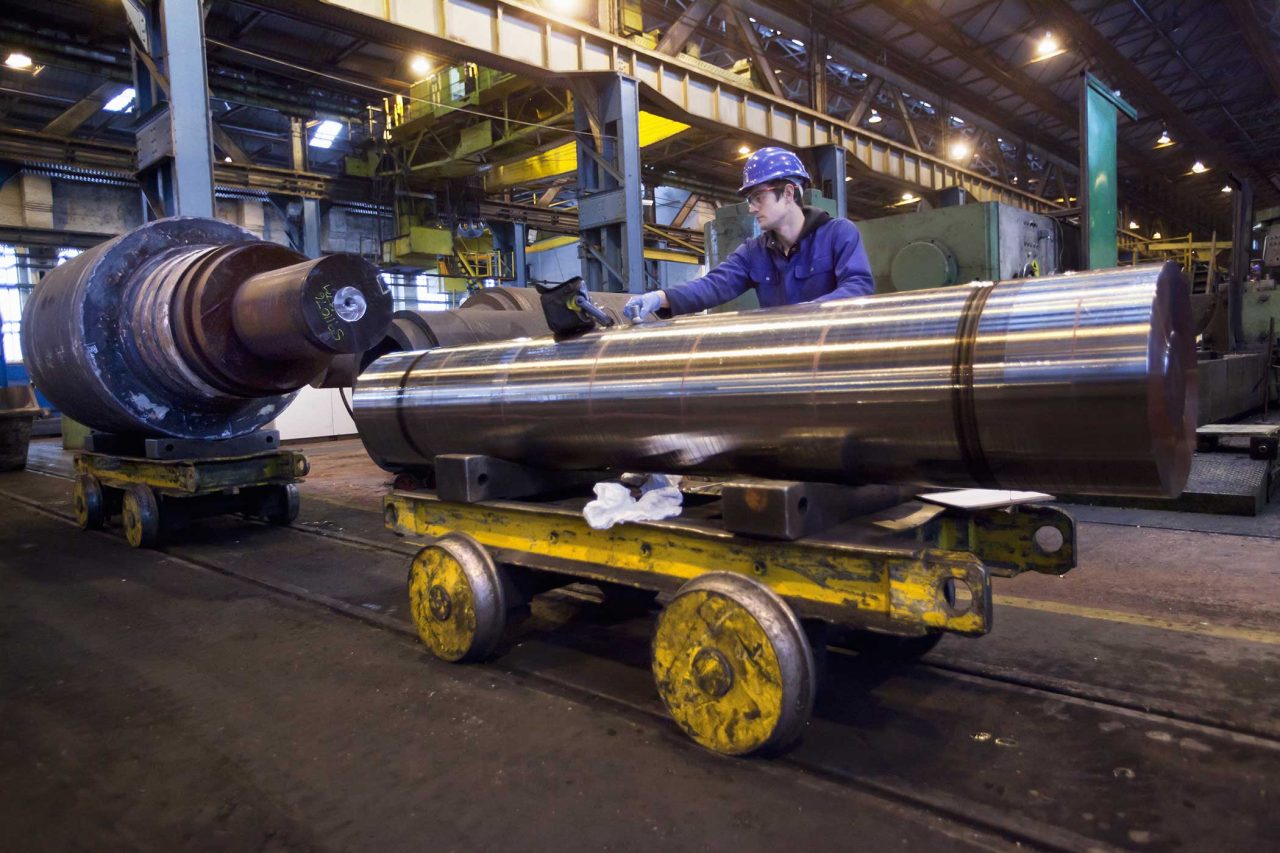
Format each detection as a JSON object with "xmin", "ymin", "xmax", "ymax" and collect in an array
[{"xmin": 624, "ymin": 291, "xmax": 665, "ymax": 323}]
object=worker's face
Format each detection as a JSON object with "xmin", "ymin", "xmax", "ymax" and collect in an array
[{"xmin": 745, "ymin": 183, "xmax": 793, "ymax": 231}]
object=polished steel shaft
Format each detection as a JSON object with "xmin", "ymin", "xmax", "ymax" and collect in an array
[
  {"xmin": 23, "ymin": 217, "xmax": 391, "ymax": 438},
  {"xmin": 354, "ymin": 264, "xmax": 1195, "ymax": 497}
]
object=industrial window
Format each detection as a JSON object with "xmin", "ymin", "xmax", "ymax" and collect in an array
[
  {"xmin": 378, "ymin": 272, "xmax": 454, "ymax": 312},
  {"xmin": 1, "ymin": 246, "xmax": 81, "ymax": 364},
  {"xmin": 0, "ymin": 245, "xmax": 25, "ymax": 364}
]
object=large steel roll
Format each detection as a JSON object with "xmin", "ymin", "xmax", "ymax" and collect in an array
[
  {"xmin": 23, "ymin": 217, "xmax": 392, "ymax": 438},
  {"xmin": 354, "ymin": 263, "xmax": 1195, "ymax": 497}
]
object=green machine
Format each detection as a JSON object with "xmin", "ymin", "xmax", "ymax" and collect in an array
[
  {"xmin": 856, "ymin": 202, "xmax": 1064, "ymax": 293},
  {"xmin": 704, "ymin": 194, "xmax": 1061, "ymax": 300}
]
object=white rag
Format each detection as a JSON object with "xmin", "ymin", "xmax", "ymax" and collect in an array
[{"xmin": 583, "ymin": 474, "xmax": 684, "ymax": 530}]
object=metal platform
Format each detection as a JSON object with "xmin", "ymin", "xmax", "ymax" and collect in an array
[
  {"xmin": 1066, "ymin": 451, "xmax": 1277, "ymax": 516},
  {"xmin": 72, "ymin": 437, "xmax": 310, "ymax": 548},
  {"xmin": 382, "ymin": 455, "xmax": 1077, "ymax": 755}
]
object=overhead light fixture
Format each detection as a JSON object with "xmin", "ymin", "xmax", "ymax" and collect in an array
[
  {"xmin": 1156, "ymin": 129, "xmax": 1173, "ymax": 148},
  {"xmin": 1221, "ymin": 184, "xmax": 1232, "ymax": 193},
  {"xmin": 1128, "ymin": 220, "xmax": 1139, "ymax": 229},
  {"xmin": 867, "ymin": 110, "xmax": 882, "ymax": 124},
  {"xmin": 845, "ymin": 175, "xmax": 853, "ymax": 182},
  {"xmin": 223, "ymin": 156, "xmax": 233, "ymax": 163},
  {"xmin": 102, "ymin": 88, "xmax": 136, "ymax": 113},
  {"xmin": 1152, "ymin": 231, "xmax": 1162, "ymax": 239},
  {"xmin": 1032, "ymin": 32, "xmax": 1063, "ymax": 61},
  {"xmin": 309, "ymin": 119, "xmax": 343, "ymax": 149},
  {"xmin": 1190, "ymin": 160, "xmax": 1208, "ymax": 174},
  {"xmin": 901, "ymin": 192, "xmax": 916, "ymax": 202},
  {"xmin": 4, "ymin": 51, "xmax": 33, "ymax": 70},
  {"xmin": 738, "ymin": 144, "xmax": 751, "ymax": 155},
  {"xmin": 948, "ymin": 139, "xmax": 972, "ymax": 161},
  {"xmin": 409, "ymin": 55, "xmax": 431, "ymax": 77}
]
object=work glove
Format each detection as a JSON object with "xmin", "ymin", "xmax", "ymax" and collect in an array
[{"xmin": 624, "ymin": 291, "xmax": 664, "ymax": 323}]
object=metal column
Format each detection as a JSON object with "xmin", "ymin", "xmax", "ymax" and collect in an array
[
  {"xmin": 291, "ymin": 117, "xmax": 321, "ymax": 258},
  {"xmin": 489, "ymin": 221, "xmax": 529, "ymax": 287},
  {"xmin": 573, "ymin": 75, "xmax": 645, "ymax": 293},
  {"xmin": 125, "ymin": 0, "xmax": 215, "ymax": 219},
  {"xmin": 1079, "ymin": 72, "xmax": 1136, "ymax": 269},
  {"xmin": 301, "ymin": 198, "xmax": 322, "ymax": 259},
  {"xmin": 1227, "ymin": 173, "xmax": 1254, "ymax": 351},
  {"xmin": 512, "ymin": 222, "xmax": 528, "ymax": 287},
  {"xmin": 811, "ymin": 144, "xmax": 847, "ymax": 220}
]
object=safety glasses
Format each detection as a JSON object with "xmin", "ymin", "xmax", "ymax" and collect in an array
[{"xmin": 744, "ymin": 184, "xmax": 783, "ymax": 208}]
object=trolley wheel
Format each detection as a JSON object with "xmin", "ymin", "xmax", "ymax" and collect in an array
[
  {"xmin": 73, "ymin": 475, "xmax": 105, "ymax": 530},
  {"xmin": 830, "ymin": 628, "xmax": 944, "ymax": 661},
  {"xmin": 651, "ymin": 572, "xmax": 817, "ymax": 756},
  {"xmin": 121, "ymin": 484, "xmax": 160, "ymax": 549},
  {"xmin": 407, "ymin": 533, "xmax": 509, "ymax": 662},
  {"xmin": 263, "ymin": 483, "xmax": 300, "ymax": 526}
]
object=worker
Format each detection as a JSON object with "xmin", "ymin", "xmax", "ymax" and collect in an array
[{"xmin": 624, "ymin": 147, "xmax": 875, "ymax": 322}]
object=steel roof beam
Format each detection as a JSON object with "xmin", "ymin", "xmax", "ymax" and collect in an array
[
  {"xmin": 861, "ymin": 0, "xmax": 1221, "ymax": 230},
  {"xmin": 1218, "ymin": 0, "xmax": 1280, "ymax": 103},
  {"xmin": 1040, "ymin": 0, "xmax": 1257, "ymax": 177},
  {"xmin": 244, "ymin": 0, "xmax": 1059, "ymax": 212},
  {"xmin": 41, "ymin": 82, "xmax": 124, "ymax": 137},
  {"xmin": 655, "ymin": 0, "xmax": 722, "ymax": 55}
]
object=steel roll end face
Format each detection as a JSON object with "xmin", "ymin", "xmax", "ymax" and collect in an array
[
  {"xmin": 295, "ymin": 255, "xmax": 392, "ymax": 355},
  {"xmin": 1147, "ymin": 261, "xmax": 1197, "ymax": 498}
]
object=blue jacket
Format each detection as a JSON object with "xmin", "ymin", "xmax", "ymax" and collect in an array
[{"xmin": 664, "ymin": 208, "xmax": 875, "ymax": 315}]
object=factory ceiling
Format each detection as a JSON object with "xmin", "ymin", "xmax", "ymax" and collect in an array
[{"xmin": 0, "ymin": 0, "xmax": 1275, "ymax": 236}]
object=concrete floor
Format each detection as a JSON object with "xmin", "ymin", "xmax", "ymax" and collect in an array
[{"xmin": 2, "ymin": 435, "xmax": 1278, "ymax": 851}]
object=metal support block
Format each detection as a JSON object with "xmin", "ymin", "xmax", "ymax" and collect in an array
[
  {"xmin": 433, "ymin": 454, "xmax": 600, "ymax": 503},
  {"xmin": 720, "ymin": 480, "xmax": 900, "ymax": 540},
  {"xmin": 84, "ymin": 430, "xmax": 285, "ymax": 460}
]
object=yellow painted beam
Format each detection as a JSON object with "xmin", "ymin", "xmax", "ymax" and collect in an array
[
  {"xmin": 525, "ymin": 235, "xmax": 578, "ymax": 254},
  {"xmin": 484, "ymin": 111, "xmax": 690, "ymax": 190},
  {"xmin": 527, "ymin": 235, "xmax": 701, "ymax": 264}
]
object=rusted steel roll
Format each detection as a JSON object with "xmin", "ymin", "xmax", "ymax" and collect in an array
[
  {"xmin": 354, "ymin": 263, "xmax": 1195, "ymax": 498},
  {"xmin": 22, "ymin": 217, "xmax": 391, "ymax": 438},
  {"xmin": 313, "ymin": 287, "xmax": 636, "ymax": 388},
  {"xmin": 459, "ymin": 285, "xmax": 634, "ymax": 325}
]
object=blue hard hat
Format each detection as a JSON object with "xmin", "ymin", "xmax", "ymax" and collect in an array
[{"xmin": 739, "ymin": 147, "xmax": 811, "ymax": 194}]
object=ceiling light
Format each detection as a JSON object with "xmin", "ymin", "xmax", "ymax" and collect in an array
[
  {"xmin": 4, "ymin": 52, "xmax": 33, "ymax": 70},
  {"xmin": 1156, "ymin": 129, "xmax": 1173, "ymax": 147},
  {"xmin": 1152, "ymin": 231, "xmax": 1162, "ymax": 239},
  {"xmin": 309, "ymin": 119, "xmax": 343, "ymax": 149},
  {"xmin": 103, "ymin": 88, "xmax": 136, "ymax": 113},
  {"xmin": 223, "ymin": 156, "xmax": 233, "ymax": 163},
  {"xmin": 1221, "ymin": 184, "xmax": 1232, "ymax": 193},
  {"xmin": 901, "ymin": 192, "xmax": 916, "ymax": 202},
  {"xmin": 845, "ymin": 175, "xmax": 852, "ymax": 182},
  {"xmin": 738, "ymin": 145, "xmax": 751, "ymax": 155},
  {"xmin": 409, "ymin": 55, "xmax": 431, "ymax": 77},
  {"xmin": 948, "ymin": 140, "xmax": 972, "ymax": 161},
  {"xmin": 867, "ymin": 110, "xmax": 882, "ymax": 124},
  {"xmin": 1128, "ymin": 220, "xmax": 1139, "ymax": 229},
  {"xmin": 1191, "ymin": 160, "xmax": 1208, "ymax": 174},
  {"xmin": 1034, "ymin": 32, "xmax": 1060, "ymax": 60}
]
